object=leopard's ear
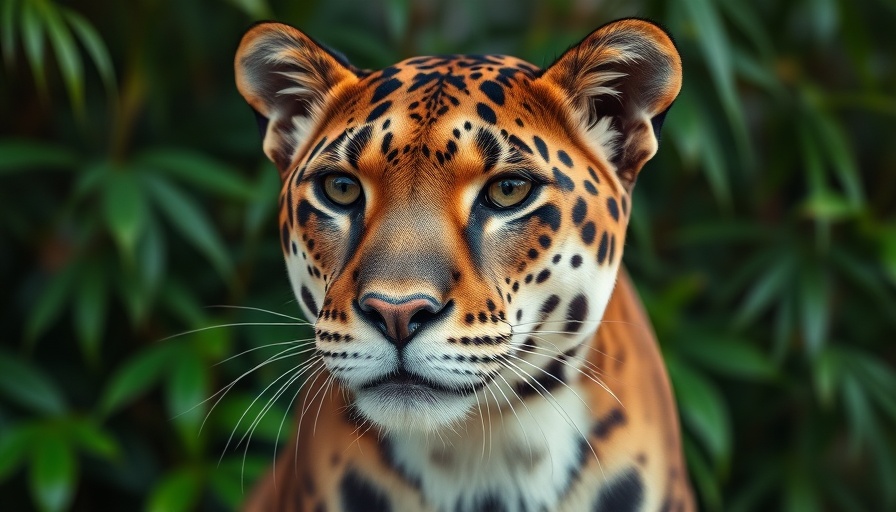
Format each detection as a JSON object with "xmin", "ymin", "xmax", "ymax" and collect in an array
[
  {"xmin": 235, "ymin": 22, "xmax": 359, "ymax": 175},
  {"xmin": 541, "ymin": 18, "xmax": 682, "ymax": 189}
]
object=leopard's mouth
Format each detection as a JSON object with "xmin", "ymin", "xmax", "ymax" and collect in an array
[{"xmin": 358, "ymin": 368, "xmax": 488, "ymax": 396}]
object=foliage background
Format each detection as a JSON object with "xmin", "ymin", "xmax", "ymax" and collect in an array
[{"xmin": 1, "ymin": 0, "xmax": 895, "ymax": 510}]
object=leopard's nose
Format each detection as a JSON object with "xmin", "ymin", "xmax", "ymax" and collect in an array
[{"xmin": 358, "ymin": 294, "xmax": 443, "ymax": 348}]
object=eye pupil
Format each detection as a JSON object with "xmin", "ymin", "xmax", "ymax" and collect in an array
[
  {"xmin": 323, "ymin": 174, "xmax": 362, "ymax": 205},
  {"xmin": 486, "ymin": 176, "xmax": 533, "ymax": 208}
]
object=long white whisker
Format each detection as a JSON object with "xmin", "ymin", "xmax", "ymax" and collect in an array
[{"xmin": 206, "ymin": 304, "xmax": 310, "ymax": 323}]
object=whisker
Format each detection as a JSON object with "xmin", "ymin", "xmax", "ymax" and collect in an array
[
  {"xmin": 158, "ymin": 321, "xmax": 310, "ymax": 344},
  {"xmin": 206, "ymin": 304, "xmax": 310, "ymax": 323},
  {"xmin": 214, "ymin": 338, "xmax": 316, "ymax": 367}
]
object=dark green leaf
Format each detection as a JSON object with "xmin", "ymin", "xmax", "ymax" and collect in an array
[
  {"xmin": 679, "ymin": 336, "xmax": 778, "ymax": 381},
  {"xmin": 40, "ymin": 1, "xmax": 84, "ymax": 114},
  {"xmin": 98, "ymin": 343, "xmax": 177, "ymax": 416},
  {"xmin": 74, "ymin": 264, "xmax": 107, "ymax": 363},
  {"xmin": 70, "ymin": 420, "xmax": 119, "ymax": 460},
  {"xmin": 667, "ymin": 356, "xmax": 731, "ymax": 470},
  {"xmin": 138, "ymin": 148, "xmax": 255, "ymax": 200},
  {"xmin": 21, "ymin": 0, "xmax": 46, "ymax": 93},
  {"xmin": 0, "ymin": 140, "xmax": 78, "ymax": 174},
  {"xmin": 0, "ymin": 0, "xmax": 17, "ymax": 66},
  {"xmin": 147, "ymin": 467, "xmax": 202, "ymax": 512},
  {"xmin": 0, "ymin": 423, "xmax": 33, "ymax": 479},
  {"xmin": 798, "ymin": 263, "xmax": 829, "ymax": 356},
  {"xmin": 142, "ymin": 173, "xmax": 232, "ymax": 277},
  {"xmin": 0, "ymin": 350, "xmax": 66, "ymax": 415},
  {"xmin": 103, "ymin": 169, "xmax": 147, "ymax": 258},
  {"xmin": 166, "ymin": 350, "xmax": 209, "ymax": 454},
  {"xmin": 29, "ymin": 434, "xmax": 76, "ymax": 512},
  {"xmin": 62, "ymin": 8, "xmax": 117, "ymax": 95}
]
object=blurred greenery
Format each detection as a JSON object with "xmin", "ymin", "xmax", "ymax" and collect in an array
[{"xmin": 1, "ymin": 0, "xmax": 894, "ymax": 510}]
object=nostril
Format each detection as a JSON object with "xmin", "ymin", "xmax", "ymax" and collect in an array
[{"xmin": 357, "ymin": 294, "xmax": 446, "ymax": 345}]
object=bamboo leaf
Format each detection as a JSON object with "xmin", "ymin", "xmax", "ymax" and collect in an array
[
  {"xmin": 74, "ymin": 264, "xmax": 107, "ymax": 364},
  {"xmin": 142, "ymin": 173, "xmax": 232, "ymax": 277},
  {"xmin": 0, "ymin": 350, "xmax": 67, "ymax": 415},
  {"xmin": 103, "ymin": 169, "xmax": 148, "ymax": 258},
  {"xmin": 1, "ymin": 0, "xmax": 18, "ymax": 66},
  {"xmin": 21, "ymin": 0, "xmax": 47, "ymax": 93},
  {"xmin": 25, "ymin": 263, "xmax": 78, "ymax": 344},
  {"xmin": 40, "ymin": 1, "xmax": 84, "ymax": 114},
  {"xmin": 0, "ymin": 140, "xmax": 78, "ymax": 174},
  {"xmin": 137, "ymin": 148, "xmax": 255, "ymax": 200},
  {"xmin": 29, "ymin": 434, "xmax": 76, "ymax": 512},
  {"xmin": 62, "ymin": 8, "xmax": 117, "ymax": 95},
  {"xmin": 99, "ymin": 343, "xmax": 177, "ymax": 416},
  {"xmin": 147, "ymin": 467, "xmax": 202, "ymax": 512}
]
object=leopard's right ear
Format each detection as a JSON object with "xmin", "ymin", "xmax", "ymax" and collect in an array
[{"xmin": 235, "ymin": 22, "xmax": 359, "ymax": 175}]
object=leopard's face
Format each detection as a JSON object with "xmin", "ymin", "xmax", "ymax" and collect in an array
[{"xmin": 236, "ymin": 21, "xmax": 681, "ymax": 432}]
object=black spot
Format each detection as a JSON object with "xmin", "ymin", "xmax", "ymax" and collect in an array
[
  {"xmin": 371, "ymin": 78, "xmax": 402, "ymax": 103},
  {"xmin": 365, "ymin": 101, "xmax": 392, "ymax": 124},
  {"xmin": 557, "ymin": 150, "xmax": 573, "ymax": 167},
  {"xmin": 475, "ymin": 129, "xmax": 501, "ymax": 173},
  {"xmin": 564, "ymin": 294, "xmax": 588, "ymax": 333},
  {"xmin": 621, "ymin": 196, "xmax": 629, "ymax": 215},
  {"xmin": 584, "ymin": 180, "xmax": 598, "ymax": 195},
  {"xmin": 476, "ymin": 102, "xmax": 497, "ymax": 124},
  {"xmin": 280, "ymin": 223, "xmax": 290, "ymax": 250},
  {"xmin": 572, "ymin": 197, "xmax": 587, "ymax": 225},
  {"xmin": 581, "ymin": 222, "xmax": 596, "ymax": 245},
  {"xmin": 516, "ymin": 310, "xmax": 523, "ymax": 321},
  {"xmin": 571, "ymin": 254, "xmax": 583, "ymax": 268},
  {"xmin": 340, "ymin": 470, "xmax": 392, "ymax": 512},
  {"xmin": 533, "ymin": 136, "xmax": 549, "ymax": 162},
  {"xmin": 592, "ymin": 469, "xmax": 644, "ymax": 512},
  {"xmin": 301, "ymin": 286, "xmax": 318, "ymax": 317},
  {"xmin": 464, "ymin": 121, "xmax": 472, "ymax": 131},
  {"xmin": 593, "ymin": 408, "xmax": 627, "ymax": 439},
  {"xmin": 527, "ymin": 248, "xmax": 539, "ymax": 259},
  {"xmin": 478, "ymin": 80, "xmax": 505, "ymax": 105},
  {"xmin": 553, "ymin": 167, "xmax": 575, "ymax": 191},
  {"xmin": 540, "ymin": 295, "xmax": 561, "ymax": 316},
  {"xmin": 607, "ymin": 197, "xmax": 620, "ymax": 221},
  {"xmin": 508, "ymin": 135, "xmax": 532, "ymax": 154},
  {"xmin": 486, "ymin": 299, "xmax": 497, "ymax": 311},
  {"xmin": 538, "ymin": 235, "xmax": 551, "ymax": 249},
  {"xmin": 291, "ymin": 241, "xmax": 298, "ymax": 255},
  {"xmin": 596, "ymin": 232, "xmax": 609, "ymax": 264},
  {"xmin": 465, "ymin": 313, "xmax": 475, "ymax": 325},
  {"xmin": 515, "ymin": 118, "xmax": 524, "ymax": 127},
  {"xmin": 380, "ymin": 132, "xmax": 393, "ymax": 155},
  {"xmin": 535, "ymin": 269, "xmax": 551, "ymax": 283},
  {"xmin": 609, "ymin": 234, "xmax": 616, "ymax": 263},
  {"xmin": 587, "ymin": 166, "xmax": 600, "ymax": 182},
  {"xmin": 552, "ymin": 253, "xmax": 562, "ymax": 264}
]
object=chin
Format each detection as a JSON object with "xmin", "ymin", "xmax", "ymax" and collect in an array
[{"xmin": 352, "ymin": 384, "xmax": 474, "ymax": 433}]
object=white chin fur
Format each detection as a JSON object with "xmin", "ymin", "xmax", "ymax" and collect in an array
[{"xmin": 353, "ymin": 385, "xmax": 473, "ymax": 432}]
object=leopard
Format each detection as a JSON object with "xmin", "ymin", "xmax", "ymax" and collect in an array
[{"xmin": 234, "ymin": 17, "xmax": 693, "ymax": 512}]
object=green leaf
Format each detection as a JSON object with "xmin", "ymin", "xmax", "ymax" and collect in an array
[
  {"xmin": 0, "ymin": 140, "xmax": 78, "ymax": 174},
  {"xmin": 70, "ymin": 420, "xmax": 119, "ymax": 460},
  {"xmin": 138, "ymin": 148, "xmax": 255, "ymax": 200},
  {"xmin": 0, "ymin": 350, "xmax": 67, "ymax": 415},
  {"xmin": 142, "ymin": 173, "xmax": 232, "ymax": 277},
  {"xmin": 667, "ymin": 356, "xmax": 731, "ymax": 470},
  {"xmin": 679, "ymin": 336, "xmax": 778, "ymax": 381},
  {"xmin": 798, "ymin": 263, "xmax": 829, "ymax": 356},
  {"xmin": 146, "ymin": 467, "xmax": 202, "ymax": 512},
  {"xmin": 29, "ymin": 434, "xmax": 76, "ymax": 512},
  {"xmin": 166, "ymin": 351, "xmax": 209, "ymax": 454},
  {"xmin": 21, "ymin": 0, "xmax": 47, "ymax": 93},
  {"xmin": 39, "ymin": 0, "xmax": 84, "ymax": 114},
  {"xmin": 62, "ymin": 8, "xmax": 117, "ymax": 95},
  {"xmin": 222, "ymin": 0, "xmax": 272, "ymax": 19},
  {"xmin": 25, "ymin": 263, "xmax": 78, "ymax": 344},
  {"xmin": 813, "ymin": 348, "xmax": 839, "ymax": 408},
  {"xmin": 0, "ymin": 423, "xmax": 33, "ymax": 480},
  {"xmin": 734, "ymin": 252, "xmax": 794, "ymax": 328},
  {"xmin": 103, "ymin": 169, "xmax": 148, "ymax": 258},
  {"xmin": 99, "ymin": 343, "xmax": 177, "ymax": 416},
  {"xmin": 1, "ymin": 0, "xmax": 18, "ymax": 66},
  {"xmin": 244, "ymin": 162, "xmax": 280, "ymax": 235},
  {"xmin": 74, "ymin": 264, "xmax": 107, "ymax": 364}
]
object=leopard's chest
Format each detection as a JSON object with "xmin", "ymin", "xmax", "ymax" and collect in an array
[{"xmin": 380, "ymin": 385, "xmax": 593, "ymax": 512}]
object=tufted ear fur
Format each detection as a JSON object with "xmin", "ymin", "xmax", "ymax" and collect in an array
[
  {"xmin": 542, "ymin": 18, "xmax": 682, "ymax": 189},
  {"xmin": 235, "ymin": 22, "xmax": 360, "ymax": 175}
]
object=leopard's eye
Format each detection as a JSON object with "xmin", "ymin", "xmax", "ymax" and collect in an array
[
  {"xmin": 486, "ymin": 177, "xmax": 533, "ymax": 208},
  {"xmin": 322, "ymin": 174, "xmax": 362, "ymax": 206}
]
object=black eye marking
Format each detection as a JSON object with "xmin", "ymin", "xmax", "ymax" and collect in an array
[
  {"xmin": 475, "ymin": 129, "xmax": 501, "ymax": 174},
  {"xmin": 507, "ymin": 135, "xmax": 532, "ymax": 154}
]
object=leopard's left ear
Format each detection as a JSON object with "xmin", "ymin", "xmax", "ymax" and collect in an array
[
  {"xmin": 541, "ymin": 18, "xmax": 682, "ymax": 189},
  {"xmin": 235, "ymin": 22, "xmax": 360, "ymax": 176}
]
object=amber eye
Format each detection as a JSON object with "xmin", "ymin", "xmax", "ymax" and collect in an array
[
  {"xmin": 322, "ymin": 174, "xmax": 362, "ymax": 206},
  {"xmin": 486, "ymin": 177, "xmax": 533, "ymax": 208}
]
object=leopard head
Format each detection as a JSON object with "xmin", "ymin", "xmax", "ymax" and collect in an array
[{"xmin": 235, "ymin": 19, "xmax": 681, "ymax": 432}]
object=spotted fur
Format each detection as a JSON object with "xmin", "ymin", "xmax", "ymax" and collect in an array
[{"xmin": 235, "ymin": 18, "xmax": 692, "ymax": 512}]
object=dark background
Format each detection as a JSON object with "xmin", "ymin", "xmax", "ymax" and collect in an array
[{"xmin": 1, "ymin": 0, "xmax": 895, "ymax": 510}]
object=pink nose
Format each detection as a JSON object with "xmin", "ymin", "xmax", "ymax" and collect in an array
[{"xmin": 359, "ymin": 295, "xmax": 440, "ymax": 346}]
